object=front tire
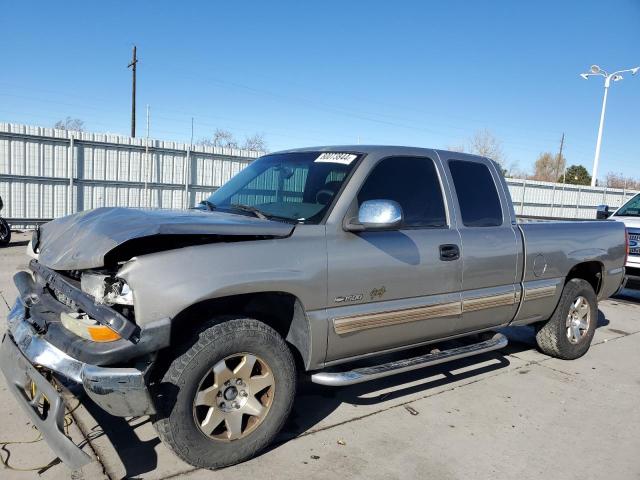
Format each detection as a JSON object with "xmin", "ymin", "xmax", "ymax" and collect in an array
[
  {"xmin": 153, "ymin": 317, "xmax": 296, "ymax": 469},
  {"xmin": 535, "ymin": 278, "xmax": 597, "ymax": 360}
]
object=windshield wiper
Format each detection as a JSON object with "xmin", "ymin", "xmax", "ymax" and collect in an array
[
  {"xmin": 198, "ymin": 200, "xmax": 217, "ymax": 211},
  {"xmin": 228, "ymin": 204, "xmax": 268, "ymax": 220}
]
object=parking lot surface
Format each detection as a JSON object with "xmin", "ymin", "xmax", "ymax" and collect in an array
[{"xmin": 1, "ymin": 232, "xmax": 639, "ymax": 479}]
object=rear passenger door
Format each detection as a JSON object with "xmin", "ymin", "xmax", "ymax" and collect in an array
[{"xmin": 445, "ymin": 157, "xmax": 521, "ymax": 332}]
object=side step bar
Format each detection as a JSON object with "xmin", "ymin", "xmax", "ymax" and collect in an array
[{"xmin": 311, "ymin": 332, "xmax": 508, "ymax": 386}]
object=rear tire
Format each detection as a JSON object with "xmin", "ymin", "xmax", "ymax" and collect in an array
[
  {"xmin": 153, "ymin": 317, "xmax": 296, "ymax": 469},
  {"xmin": 0, "ymin": 217, "xmax": 10, "ymax": 247},
  {"xmin": 535, "ymin": 278, "xmax": 597, "ymax": 360}
]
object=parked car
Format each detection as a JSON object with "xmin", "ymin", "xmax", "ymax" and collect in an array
[
  {"xmin": 598, "ymin": 195, "xmax": 639, "ymax": 288},
  {"xmin": 1, "ymin": 146, "xmax": 626, "ymax": 470},
  {"xmin": 0, "ymin": 195, "xmax": 11, "ymax": 247}
]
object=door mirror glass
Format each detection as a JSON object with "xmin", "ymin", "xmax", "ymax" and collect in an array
[
  {"xmin": 345, "ymin": 199, "xmax": 403, "ymax": 231},
  {"xmin": 596, "ymin": 204, "xmax": 611, "ymax": 219}
]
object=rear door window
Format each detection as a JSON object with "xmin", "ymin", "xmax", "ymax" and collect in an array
[{"xmin": 448, "ymin": 160, "xmax": 502, "ymax": 227}]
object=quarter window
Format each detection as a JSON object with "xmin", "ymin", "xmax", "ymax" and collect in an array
[
  {"xmin": 357, "ymin": 156, "xmax": 447, "ymax": 228},
  {"xmin": 448, "ymin": 160, "xmax": 503, "ymax": 227}
]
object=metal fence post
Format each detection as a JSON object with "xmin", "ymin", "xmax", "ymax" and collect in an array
[
  {"xmin": 575, "ymin": 186, "xmax": 582, "ymax": 218},
  {"xmin": 520, "ymin": 179, "xmax": 526, "ymax": 215},
  {"xmin": 144, "ymin": 137, "xmax": 150, "ymax": 208},
  {"xmin": 184, "ymin": 148, "xmax": 191, "ymax": 209},
  {"xmin": 68, "ymin": 135, "xmax": 74, "ymax": 215}
]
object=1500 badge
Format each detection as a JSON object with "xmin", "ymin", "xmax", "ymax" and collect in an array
[{"xmin": 334, "ymin": 294, "xmax": 364, "ymax": 303}]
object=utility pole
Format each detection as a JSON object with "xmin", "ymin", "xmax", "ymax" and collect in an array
[
  {"xmin": 556, "ymin": 133, "xmax": 565, "ymax": 181},
  {"xmin": 551, "ymin": 132, "xmax": 564, "ymax": 217},
  {"xmin": 128, "ymin": 45, "xmax": 138, "ymax": 137}
]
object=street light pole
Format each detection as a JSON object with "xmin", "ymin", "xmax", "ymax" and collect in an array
[
  {"xmin": 580, "ymin": 65, "xmax": 639, "ymax": 187},
  {"xmin": 592, "ymin": 76, "xmax": 610, "ymax": 187}
]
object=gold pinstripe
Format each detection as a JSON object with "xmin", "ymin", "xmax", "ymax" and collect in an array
[
  {"xmin": 524, "ymin": 285, "xmax": 557, "ymax": 301},
  {"xmin": 332, "ymin": 284, "xmax": 556, "ymax": 335},
  {"xmin": 462, "ymin": 291, "xmax": 517, "ymax": 312},
  {"xmin": 333, "ymin": 301, "xmax": 462, "ymax": 335}
]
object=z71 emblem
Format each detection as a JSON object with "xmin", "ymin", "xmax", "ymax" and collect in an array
[{"xmin": 334, "ymin": 294, "xmax": 363, "ymax": 303}]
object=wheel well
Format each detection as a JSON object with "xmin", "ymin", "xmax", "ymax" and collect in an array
[
  {"xmin": 170, "ymin": 292, "xmax": 310, "ymax": 369},
  {"xmin": 566, "ymin": 261, "xmax": 603, "ymax": 294}
]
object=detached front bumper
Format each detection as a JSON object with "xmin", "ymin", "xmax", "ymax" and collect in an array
[
  {"xmin": 1, "ymin": 327, "xmax": 91, "ymax": 469},
  {"xmin": 0, "ymin": 299, "xmax": 156, "ymax": 469}
]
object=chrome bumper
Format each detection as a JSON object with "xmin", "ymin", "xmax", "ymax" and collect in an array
[
  {"xmin": 4, "ymin": 299, "xmax": 156, "ymax": 416},
  {"xmin": 0, "ymin": 299, "xmax": 156, "ymax": 468}
]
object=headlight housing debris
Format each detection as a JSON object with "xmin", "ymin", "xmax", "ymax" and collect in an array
[{"xmin": 80, "ymin": 272, "xmax": 134, "ymax": 306}]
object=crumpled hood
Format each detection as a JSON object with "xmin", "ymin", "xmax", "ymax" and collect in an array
[{"xmin": 36, "ymin": 207, "xmax": 295, "ymax": 270}]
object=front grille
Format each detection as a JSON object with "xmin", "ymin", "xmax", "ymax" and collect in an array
[{"xmin": 628, "ymin": 231, "xmax": 640, "ymax": 257}]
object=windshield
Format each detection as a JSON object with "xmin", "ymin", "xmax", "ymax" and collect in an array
[
  {"xmin": 203, "ymin": 151, "xmax": 362, "ymax": 224},
  {"xmin": 615, "ymin": 193, "xmax": 640, "ymax": 217}
]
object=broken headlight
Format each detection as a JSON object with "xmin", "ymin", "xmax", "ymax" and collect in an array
[{"xmin": 80, "ymin": 272, "xmax": 134, "ymax": 306}]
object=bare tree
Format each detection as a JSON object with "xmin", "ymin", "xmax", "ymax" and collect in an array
[
  {"xmin": 54, "ymin": 117, "xmax": 85, "ymax": 132},
  {"xmin": 533, "ymin": 152, "xmax": 566, "ymax": 182},
  {"xmin": 198, "ymin": 129, "xmax": 239, "ymax": 148},
  {"xmin": 198, "ymin": 129, "xmax": 268, "ymax": 152},
  {"xmin": 605, "ymin": 172, "xmax": 640, "ymax": 190},
  {"xmin": 243, "ymin": 133, "xmax": 268, "ymax": 152},
  {"xmin": 468, "ymin": 129, "xmax": 505, "ymax": 166},
  {"xmin": 211, "ymin": 129, "xmax": 238, "ymax": 148}
]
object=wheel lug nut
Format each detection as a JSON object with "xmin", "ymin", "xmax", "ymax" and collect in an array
[
  {"xmin": 224, "ymin": 380, "xmax": 230, "ymax": 386},
  {"xmin": 220, "ymin": 402, "xmax": 226, "ymax": 409},
  {"xmin": 240, "ymin": 390, "xmax": 248, "ymax": 397},
  {"xmin": 217, "ymin": 391, "xmax": 222, "ymax": 397},
  {"xmin": 232, "ymin": 401, "xmax": 239, "ymax": 409},
  {"xmin": 236, "ymin": 379, "xmax": 243, "ymax": 386}
]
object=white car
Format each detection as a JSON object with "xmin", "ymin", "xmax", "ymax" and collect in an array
[{"xmin": 599, "ymin": 195, "xmax": 640, "ymax": 287}]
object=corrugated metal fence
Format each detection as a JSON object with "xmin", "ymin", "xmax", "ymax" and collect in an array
[
  {"xmin": 0, "ymin": 123, "xmax": 260, "ymax": 227},
  {"xmin": 0, "ymin": 122, "xmax": 637, "ymax": 227},
  {"xmin": 507, "ymin": 178, "xmax": 637, "ymax": 219}
]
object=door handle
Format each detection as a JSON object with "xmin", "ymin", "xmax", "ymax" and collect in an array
[{"xmin": 439, "ymin": 244, "xmax": 460, "ymax": 261}]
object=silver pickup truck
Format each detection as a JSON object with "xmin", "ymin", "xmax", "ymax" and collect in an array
[
  {"xmin": 598, "ymin": 195, "xmax": 640, "ymax": 287},
  {"xmin": 0, "ymin": 146, "xmax": 627, "ymax": 470}
]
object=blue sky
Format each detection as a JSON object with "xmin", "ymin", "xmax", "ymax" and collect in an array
[{"xmin": 0, "ymin": 0, "xmax": 638, "ymax": 180}]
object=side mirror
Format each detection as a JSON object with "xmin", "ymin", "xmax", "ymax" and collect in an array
[
  {"xmin": 344, "ymin": 199, "xmax": 403, "ymax": 232},
  {"xmin": 596, "ymin": 204, "xmax": 612, "ymax": 219}
]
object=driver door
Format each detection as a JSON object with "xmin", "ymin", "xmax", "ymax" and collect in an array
[{"xmin": 324, "ymin": 155, "xmax": 463, "ymax": 362}]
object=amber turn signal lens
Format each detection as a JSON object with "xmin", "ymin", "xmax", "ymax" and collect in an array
[{"xmin": 87, "ymin": 325, "xmax": 122, "ymax": 342}]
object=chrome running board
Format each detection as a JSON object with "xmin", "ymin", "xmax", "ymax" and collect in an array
[{"xmin": 311, "ymin": 333, "xmax": 508, "ymax": 386}]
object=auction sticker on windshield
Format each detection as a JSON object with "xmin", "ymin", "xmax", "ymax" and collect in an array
[{"xmin": 315, "ymin": 153, "xmax": 358, "ymax": 165}]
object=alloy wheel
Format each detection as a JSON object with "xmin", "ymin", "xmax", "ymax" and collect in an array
[{"xmin": 193, "ymin": 353, "xmax": 275, "ymax": 441}]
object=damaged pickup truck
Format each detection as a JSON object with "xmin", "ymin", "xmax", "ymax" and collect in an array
[{"xmin": 0, "ymin": 146, "xmax": 627, "ymax": 470}]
